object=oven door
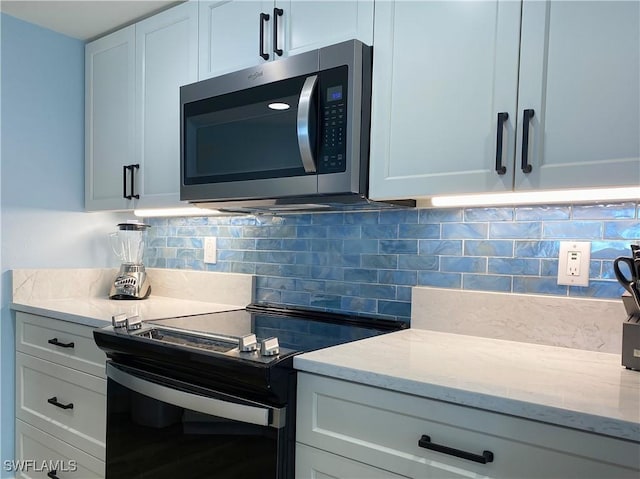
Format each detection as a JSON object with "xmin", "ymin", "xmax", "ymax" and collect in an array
[{"xmin": 105, "ymin": 362, "xmax": 288, "ymax": 479}]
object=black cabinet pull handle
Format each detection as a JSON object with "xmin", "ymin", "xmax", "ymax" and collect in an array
[
  {"xmin": 48, "ymin": 338, "xmax": 74, "ymax": 349},
  {"xmin": 122, "ymin": 165, "xmax": 129, "ymax": 199},
  {"xmin": 521, "ymin": 108, "xmax": 534, "ymax": 173},
  {"xmin": 273, "ymin": 8, "xmax": 283, "ymax": 56},
  {"xmin": 418, "ymin": 435, "xmax": 494, "ymax": 464},
  {"xmin": 495, "ymin": 112, "xmax": 509, "ymax": 175},
  {"xmin": 47, "ymin": 471, "xmax": 60, "ymax": 479},
  {"xmin": 130, "ymin": 164, "xmax": 140, "ymax": 199},
  {"xmin": 47, "ymin": 396, "xmax": 74, "ymax": 410},
  {"xmin": 259, "ymin": 13, "xmax": 270, "ymax": 60}
]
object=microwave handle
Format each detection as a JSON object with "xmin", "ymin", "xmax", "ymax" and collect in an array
[{"xmin": 297, "ymin": 74, "xmax": 318, "ymax": 173}]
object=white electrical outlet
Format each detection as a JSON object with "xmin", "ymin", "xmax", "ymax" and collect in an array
[
  {"xmin": 204, "ymin": 237, "xmax": 217, "ymax": 264},
  {"xmin": 557, "ymin": 241, "xmax": 591, "ymax": 287}
]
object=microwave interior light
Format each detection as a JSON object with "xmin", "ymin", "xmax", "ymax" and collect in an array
[
  {"xmin": 427, "ymin": 186, "xmax": 640, "ymax": 208},
  {"xmin": 268, "ymin": 102, "xmax": 291, "ymax": 110}
]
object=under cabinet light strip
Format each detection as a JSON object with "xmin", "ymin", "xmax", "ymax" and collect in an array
[
  {"xmin": 133, "ymin": 207, "xmax": 221, "ymax": 217},
  {"xmin": 428, "ymin": 187, "xmax": 640, "ymax": 208}
]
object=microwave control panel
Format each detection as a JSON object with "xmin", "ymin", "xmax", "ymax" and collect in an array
[{"xmin": 318, "ymin": 67, "xmax": 348, "ymax": 174}]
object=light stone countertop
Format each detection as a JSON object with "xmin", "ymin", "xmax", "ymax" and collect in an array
[
  {"xmin": 11, "ymin": 268, "xmax": 254, "ymax": 327},
  {"xmin": 294, "ymin": 329, "xmax": 640, "ymax": 443}
]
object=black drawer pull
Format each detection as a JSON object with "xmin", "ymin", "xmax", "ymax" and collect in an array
[
  {"xmin": 47, "ymin": 471, "xmax": 60, "ymax": 479},
  {"xmin": 418, "ymin": 434, "xmax": 494, "ymax": 464},
  {"xmin": 47, "ymin": 397, "xmax": 74, "ymax": 410},
  {"xmin": 48, "ymin": 338, "xmax": 74, "ymax": 349}
]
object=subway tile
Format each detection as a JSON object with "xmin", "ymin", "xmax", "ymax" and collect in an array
[
  {"xmin": 344, "ymin": 211, "xmax": 379, "ymax": 225},
  {"xmin": 231, "ymin": 262, "xmax": 256, "ymax": 274},
  {"xmin": 281, "ymin": 238, "xmax": 311, "ymax": 251},
  {"xmin": 540, "ymin": 259, "xmax": 558, "ymax": 277},
  {"xmin": 398, "ymin": 224, "xmax": 440, "ymax": 239},
  {"xmin": 327, "ymin": 225, "xmax": 361, "ymax": 239},
  {"xmin": 362, "ymin": 254, "xmax": 398, "ymax": 269},
  {"xmin": 217, "ymin": 249, "xmax": 245, "ymax": 261},
  {"xmin": 325, "ymin": 281, "xmax": 361, "ymax": 296},
  {"xmin": 603, "ymin": 221, "xmax": 640, "ymax": 239},
  {"xmin": 568, "ymin": 281, "xmax": 625, "ymax": 298},
  {"xmin": 377, "ymin": 300, "xmax": 411, "ymax": 318},
  {"xmin": 397, "ymin": 286, "xmax": 412, "ymax": 302},
  {"xmin": 464, "ymin": 207, "xmax": 513, "ymax": 222},
  {"xmin": 281, "ymin": 291, "xmax": 311, "ymax": 306},
  {"xmin": 344, "ymin": 239, "xmax": 379, "ymax": 254},
  {"xmin": 464, "ymin": 240, "xmax": 514, "ymax": 257},
  {"xmin": 573, "ymin": 203, "xmax": 637, "ymax": 220},
  {"xmin": 344, "ymin": 268, "xmax": 378, "ymax": 283},
  {"xmin": 397, "ymin": 255, "xmax": 437, "ymax": 271},
  {"xmin": 515, "ymin": 206, "xmax": 571, "ymax": 221},
  {"xmin": 310, "ymin": 294, "xmax": 342, "ymax": 309},
  {"xmin": 378, "ymin": 270, "xmax": 418, "ymax": 286},
  {"xmin": 280, "ymin": 264, "xmax": 311, "ymax": 278},
  {"xmin": 542, "ymin": 221, "xmax": 602, "ymax": 239},
  {"xmin": 296, "ymin": 226, "xmax": 328, "ymax": 238},
  {"xmin": 340, "ymin": 296, "xmax": 377, "ymax": 314},
  {"xmin": 360, "ymin": 284, "xmax": 396, "ymax": 300},
  {"xmin": 167, "ymin": 237, "xmax": 203, "ymax": 248},
  {"xmin": 488, "ymin": 258, "xmax": 539, "ymax": 276},
  {"xmin": 591, "ymin": 240, "xmax": 635, "ymax": 260},
  {"xmin": 463, "ymin": 274, "xmax": 512, "ymax": 292},
  {"xmin": 220, "ymin": 238, "xmax": 256, "ymax": 249},
  {"xmin": 255, "ymin": 263, "xmax": 281, "ymax": 276},
  {"xmin": 379, "ymin": 209, "xmax": 419, "ymax": 224},
  {"xmin": 311, "ymin": 212, "xmax": 345, "ymax": 225},
  {"xmin": 442, "ymin": 223, "xmax": 488, "ymax": 239},
  {"xmin": 295, "ymin": 279, "xmax": 326, "ymax": 292},
  {"xmin": 490, "ymin": 222, "xmax": 541, "ymax": 239},
  {"xmin": 419, "ymin": 240, "xmax": 462, "ymax": 256},
  {"xmin": 255, "ymin": 288, "xmax": 281, "ymax": 303},
  {"xmin": 419, "ymin": 208, "xmax": 463, "ymax": 223},
  {"xmin": 380, "ymin": 240, "xmax": 418, "ymax": 254},
  {"xmin": 417, "ymin": 271, "xmax": 462, "ymax": 288},
  {"xmin": 216, "ymin": 226, "xmax": 242, "ymax": 238},
  {"xmin": 362, "ymin": 224, "xmax": 398, "ymax": 239},
  {"xmin": 600, "ymin": 260, "xmax": 617, "ymax": 280},
  {"xmin": 515, "ymin": 240, "xmax": 559, "ymax": 258},
  {"xmin": 441, "ymin": 256, "xmax": 486, "ymax": 273},
  {"xmin": 311, "ymin": 239, "xmax": 344, "ymax": 253},
  {"xmin": 513, "ymin": 277, "xmax": 568, "ymax": 295},
  {"xmin": 311, "ymin": 266, "xmax": 344, "ymax": 281}
]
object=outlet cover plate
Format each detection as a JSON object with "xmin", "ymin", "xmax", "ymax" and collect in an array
[
  {"xmin": 557, "ymin": 241, "xmax": 590, "ymax": 287},
  {"xmin": 204, "ymin": 237, "xmax": 217, "ymax": 264}
]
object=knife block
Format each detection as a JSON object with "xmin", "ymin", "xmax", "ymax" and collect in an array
[{"xmin": 621, "ymin": 293, "xmax": 640, "ymax": 371}]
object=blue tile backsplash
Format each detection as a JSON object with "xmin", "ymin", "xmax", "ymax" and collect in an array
[{"xmin": 145, "ymin": 202, "xmax": 640, "ymax": 322}]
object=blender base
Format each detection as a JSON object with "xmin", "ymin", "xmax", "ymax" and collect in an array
[{"xmin": 109, "ymin": 264, "xmax": 151, "ymax": 300}]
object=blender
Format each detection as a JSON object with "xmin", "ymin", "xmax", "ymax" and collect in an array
[{"xmin": 109, "ymin": 222, "xmax": 151, "ymax": 300}]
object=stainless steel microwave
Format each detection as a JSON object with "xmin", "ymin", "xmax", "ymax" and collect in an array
[{"xmin": 180, "ymin": 40, "xmax": 405, "ymax": 212}]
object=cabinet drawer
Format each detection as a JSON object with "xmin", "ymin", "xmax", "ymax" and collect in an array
[
  {"xmin": 15, "ymin": 419, "xmax": 104, "ymax": 479},
  {"xmin": 16, "ymin": 312, "xmax": 105, "ymax": 378},
  {"xmin": 297, "ymin": 373, "xmax": 640, "ymax": 479},
  {"xmin": 16, "ymin": 352, "xmax": 106, "ymax": 460},
  {"xmin": 296, "ymin": 443, "xmax": 408, "ymax": 479}
]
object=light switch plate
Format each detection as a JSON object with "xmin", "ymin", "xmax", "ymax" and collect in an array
[
  {"xmin": 557, "ymin": 241, "xmax": 591, "ymax": 287},
  {"xmin": 204, "ymin": 237, "xmax": 217, "ymax": 264}
]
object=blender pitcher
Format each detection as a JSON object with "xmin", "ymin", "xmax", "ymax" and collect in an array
[{"xmin": 109, "ymin": 222, "xmax": 151, "ymax": 300}]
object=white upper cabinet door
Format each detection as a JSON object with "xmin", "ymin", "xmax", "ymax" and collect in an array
[
  {"xmin": 85, "ymin": 26, "xmax": 136, "ymax": 211},
  {"xmin": 198, "ymin": 0, "xmax": 269, "ymax": 80},
  {"xmin": 280, "ymin": 0, "xmax": 374, "ymax": 58},
  {"xmin": 369, "ymin": 1, "xmax": 522, "ymax": 201},
  {"xmin": 135, "ymin": 1, "xmax": 199, "ymax": 209},
  {"xmin": 515, "ymin": 0, "xmax": 640, "ymax": 190}
]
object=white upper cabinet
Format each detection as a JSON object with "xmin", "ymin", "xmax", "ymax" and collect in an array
[
  {"xmin": 369, "ymin": 0, "xmax": 640, "ymax": 201},
  {"xmin": 135, "ymin": 1, "xmax": 199, "ymax": 209},
  {"xmin": 515, "ymin": 0, "xmax": 640, "ymax": 190},
  {"xmin": 198, "ymin": 0, "xmax": 373, "ymax": 80},
  {"xmin": 85, "ymin": 2, "xmax": 198, "ymax": 211},
  {"xmin": 85, "ymin": 26, "xmax": 136, "ymax": 211}
]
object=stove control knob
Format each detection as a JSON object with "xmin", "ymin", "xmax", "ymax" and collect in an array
[
  {"xmin": 112, "ymin": 313, "xmax": 127, "ymax": 329},
  {"xmin": 260, "ymin": 337, "xmax": 280, "ymax": 356},
  {"xmin": 125, "ymin": 315, "xmax": 143, "ymax": 331},
  {"xmin": 239, "ymin": 334, "xmax": 258, "ymax": 352}
]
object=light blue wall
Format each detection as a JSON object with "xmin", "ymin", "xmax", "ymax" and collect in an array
[
  {"xmin": 0, "ymin": 14, "xmax": 128, "ymax": 474},
  {"xmin": 146, "ymin": 202, "xmax": 640, "ymax": 322}
]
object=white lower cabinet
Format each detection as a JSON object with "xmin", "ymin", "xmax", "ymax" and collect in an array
[
  {"xmin": 15, "ymin": 313, "xmax": 106, "ymax": 478},
  {"xmin": 296, "ymin": 373, "xmax": 640, "ymax": 479}
]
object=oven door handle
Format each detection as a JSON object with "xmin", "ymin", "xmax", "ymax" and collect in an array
[
  {"xmin": 106, "ymin": 363, "xmax": 285, "ymax": 429},
  {"xmin": 297, "ymin": 74, "xmax": 318, "ymax": 173}
]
